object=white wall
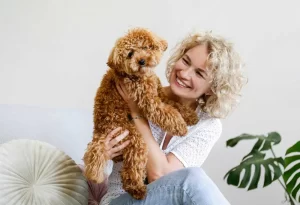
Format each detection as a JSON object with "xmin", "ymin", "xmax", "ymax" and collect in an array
[{"xmin": 1, "ymin": 0, "xmax": 299, "ymax": 204}]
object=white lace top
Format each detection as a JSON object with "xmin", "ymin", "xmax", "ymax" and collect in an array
[{"xmin": 100, "ymin": 107, "xmax": 222, "ymax": 205}]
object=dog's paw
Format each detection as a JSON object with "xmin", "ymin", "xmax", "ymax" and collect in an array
[
  {"xmin": 172, "ymin": 103, "xmax": 199, "ymax": 126},
  {"xmin": 84, "ymin": 166, "xmax": 106, "ymax": 184},
  {"xmin": 89, "ymin": 176, "xmax": 104, "ymax": 184},
  {"xmin": 171, "ymin": 122, "xmax": 188, "ymax": 136}
]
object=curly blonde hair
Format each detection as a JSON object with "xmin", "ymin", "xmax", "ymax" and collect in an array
[{"xmin": 166, "ymin": 31, "xmax": 247, "ymax": 119}]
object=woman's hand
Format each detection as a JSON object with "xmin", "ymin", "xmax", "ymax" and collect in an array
[
  {"xmin": 116, "ymin": 81, "xmax": 140, "ymax": 114},
  {"xmin": 105, "ymin": 127, "xmax": 130, "ymax": 159}
]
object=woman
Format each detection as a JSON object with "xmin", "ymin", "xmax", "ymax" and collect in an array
[{"xmin": 100, "ymin": 30, "xmax": 246, "ymax": 205}]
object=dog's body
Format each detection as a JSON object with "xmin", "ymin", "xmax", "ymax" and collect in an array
[{"xmin": 83, "ymin": 28, "xmax": 199, "ymax": 199}]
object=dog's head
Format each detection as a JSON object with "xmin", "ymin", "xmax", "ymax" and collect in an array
[{"xmin": 107, "ymin": 28, "xmax": 168, "ymax": 75}]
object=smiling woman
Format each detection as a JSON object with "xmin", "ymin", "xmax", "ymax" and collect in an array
[
  {"xmin": 166, "ymin": 31, "xmax": 246, "ymax": 118},
  {"xmin": 168, "ymin": 45, "xmax": 213, "ymax": 109}
]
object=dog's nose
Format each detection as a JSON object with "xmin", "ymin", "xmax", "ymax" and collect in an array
[{"xmin": 138, "ymin": 59, "xmax": 146, "ymax": 66}]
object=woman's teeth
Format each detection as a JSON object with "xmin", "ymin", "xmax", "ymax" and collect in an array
[{"xmin": 176, "ymin": 77, "xmax": 188, "ymax": 88}]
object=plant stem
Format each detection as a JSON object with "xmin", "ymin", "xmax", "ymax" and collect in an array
[{"xmin": 270, "ymin": 147, "xmax": 295, "ymax": 205}]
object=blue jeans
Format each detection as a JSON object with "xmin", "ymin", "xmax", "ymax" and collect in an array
[{"xmin": 110, "ymin": 167, "xmax": 230, "ymax": 205}]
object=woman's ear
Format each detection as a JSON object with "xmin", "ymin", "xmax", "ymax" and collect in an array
[{"xmin": 205, "ymin": 89, "xmax": 213, "ymax": 96}]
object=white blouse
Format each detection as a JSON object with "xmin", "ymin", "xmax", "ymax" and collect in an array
[{"xmin": 100, "ymin": 107, "xmax": 222, "ymax": 205}]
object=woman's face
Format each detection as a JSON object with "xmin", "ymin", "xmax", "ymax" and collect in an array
[{"xmin": 169, "ymin": 44, "xmax": 213, "ymax": 102}]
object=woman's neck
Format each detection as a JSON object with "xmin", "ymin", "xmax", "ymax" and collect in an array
[{"xmin": 162, "ymin": 86, "xmax": 198, "ymax": 111}]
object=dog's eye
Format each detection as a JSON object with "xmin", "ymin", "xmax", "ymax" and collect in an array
[{"xmin": 128, "ymin": 51, "xmax": 134, "ymax": 58}]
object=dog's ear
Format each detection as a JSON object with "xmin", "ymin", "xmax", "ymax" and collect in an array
[
  {"xmin": 150, "ymin": 31, "xmax": 168, "ymax": 52},
  {"xmin": 107, "ymin": 48, "xmax": 115, "ymax": 68},
  {"xmin": 160, "ymin": 39, "xmax": 168, "ymax": 51}
]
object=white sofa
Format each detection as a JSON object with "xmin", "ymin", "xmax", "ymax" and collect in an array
[
  {"xmin": 0, "ymin": 104, "xmax": 93, "ymax": 164},
  {"xmin": 0, "ymin": 104, "xmax": 108, "ymax": 205}
]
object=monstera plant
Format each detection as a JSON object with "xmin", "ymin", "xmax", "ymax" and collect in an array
[{"xmin": 224, "ymin": 132, "xmax": 300, "ymax": 204}]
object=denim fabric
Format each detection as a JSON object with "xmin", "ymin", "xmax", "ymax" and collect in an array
[{"xmin": 110, "ymin": 167, "xmax": 230, "ymax": 205}]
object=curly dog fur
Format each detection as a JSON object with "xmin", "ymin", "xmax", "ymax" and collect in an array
[{"xmin": 83, "ymin": 28, "xmax": 199, "ymax": 199}]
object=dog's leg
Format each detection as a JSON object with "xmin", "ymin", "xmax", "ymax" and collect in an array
[
  {"xmin": 124, "ymin": 77, "xmax": 188, "ymax": 136},
  {"xmin": 83, "ymin": 134, "xmax": 109, "ymax": 183},
  {"xmin": 157, "ymin": 82, "xmax": 199, "ymax": 126},
  {"xmin": 121, "ymin": 133, "xmax": 148, "ymax": 199},
  {"xmin": 164, "ymin": 100, "xmax": 199, "ymax": 126}
]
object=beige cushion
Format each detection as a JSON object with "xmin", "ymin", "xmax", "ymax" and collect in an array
[{"xmin": 0, "ymin": 139, "xmax": 88, "ymax": 205}]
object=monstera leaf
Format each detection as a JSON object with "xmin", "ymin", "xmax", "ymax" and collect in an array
[
  {"xmin": 225, "ymin": 132, "xmax": 284, "ymax": 190},
  {"xmin": 226, "ymin": 132, "xmax": 281, "ymax": 153},
  {"xmin": 224, "ymin": 150, "xmax": 284, "ymax": 190},
  {"xmin": 225, "ymin": 132, "xmax": 299, "ymax": 204},
  {"xmin": 283, "ymin": 141, "xmax": 300, "ymax": 203}
]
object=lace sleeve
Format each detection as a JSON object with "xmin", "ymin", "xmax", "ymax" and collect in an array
[{"xmin": 170, "ymin": 117, "xmax": 222, "ymax": 167}]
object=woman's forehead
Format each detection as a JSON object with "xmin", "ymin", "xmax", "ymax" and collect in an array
[{"xmin": 185, "ymin": 45, "xmax": 209, "ymax": 70}]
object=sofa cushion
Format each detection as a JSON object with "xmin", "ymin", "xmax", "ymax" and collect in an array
[{"xmin": 0, "ymin": 139, "xmax": 89, "ymax": 205}]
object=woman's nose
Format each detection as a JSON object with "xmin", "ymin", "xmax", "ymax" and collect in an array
[{"xmin": 179, "ymin": 67, "xmax": 194, "ymax": 79}]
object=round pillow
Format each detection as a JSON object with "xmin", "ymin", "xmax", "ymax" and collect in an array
[{"xmin": 0, "ymin": 139, "xmax": 88, "ymax": 205}]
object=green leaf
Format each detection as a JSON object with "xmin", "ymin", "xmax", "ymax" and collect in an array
[
  {"xmin": 224, "ymin": 151, "xmax": 284, "ymax": 190},
  {"xmin": 248, "ymin": 163, "xmax": 261, "ymax": 190},
  {"xmin": 260, "ymin": 132, "xmax": 281, "ymax": 151},
  {"xmin": 286, "ymin": 141, "xmax": 300, "ymax": 155},
  {"xmin": 226, "ymin": 134, "xmax": 263, "ymax": 147},
  {"xmin": 283, "ymin": 141, "xmax": 300, "ymax": 203},
  {"xmin": 226, "ymin": 132, "xmax": 281, "ymax": 155},
  {"xmin": 291, "ymin": 183, "xmax": 300, "ymax": 203},
  {"xmin": 227, "ymin": 132, "xmax": 282, "ymax": 165},
  {"xmin": 262, "ymin": 163, "xmax": 272, "ymax": 187},
  {"xmin": 239, "ymin": 166, "xmax": 251, "ymax": 188}
]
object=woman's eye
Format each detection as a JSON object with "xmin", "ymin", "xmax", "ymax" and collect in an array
[
  {"xmin": 142, "ymin": 46, "xmax": 148, "ymax": 50},
  {"xmin": 182, "ymin": 58, "xmax": 189, "ymax": 65},
  {"xmin": 196, "ymin": 70, "xmax": 203, "ymax": 78}
]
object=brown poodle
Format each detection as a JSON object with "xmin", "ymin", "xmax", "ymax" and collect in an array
[{"xmin": 83, "ymin": 28, "xmax": 199, "ymax": 199}]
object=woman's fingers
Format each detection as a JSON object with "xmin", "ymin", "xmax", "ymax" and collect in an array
[
  {"xmin": 116, "ymin": 81, "xmax": 130, "ymax": 102},
  {"xmin": 108, "ymin": 140, "xmax": 130, "ymax": 160},
  {"xmin": 108, "ymin": 130, "xmax": 129, "ymax": 149},
  {"xmin": 111, "ymin": 140, "xmax": 130, "ymax": 153},
  {"xmin": 105, "ymin": 127, "xmax": 122, "ymax": 147},
  {"xmin": 104, "ymin": 127, "xmax": 130, "ymax": 159},
  {"xmin": 116, "ymin": 82, "xmax": 125, "ymax": 99}
]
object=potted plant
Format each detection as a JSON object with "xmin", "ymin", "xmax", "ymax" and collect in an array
[{"xmin": 224, "ymin": 132, "xmax": 300, "ymax": 204}]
